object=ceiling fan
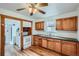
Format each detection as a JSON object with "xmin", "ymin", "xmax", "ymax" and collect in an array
[{"xmin": 16, "ymin": 3, "xmax": 48, "ymax": 16}]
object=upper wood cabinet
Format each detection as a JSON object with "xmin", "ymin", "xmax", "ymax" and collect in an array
[
  {"xmin": 56, "ymin": 16, "xmax": 77, "ymax": 31},
  {"xmin": 62, "ymin": 17, "xmax": 77, "ymax": 31},
  {"xmin": 62, "ymin": 41, "xmax": 76, "ymax": 56},
  {"xmin": 35, "ymin": 21, "xmax": 44, "ymax": 30},
  {"xmin": 56, "ymin": 19, "xmax": 63, "ymax": 30}
]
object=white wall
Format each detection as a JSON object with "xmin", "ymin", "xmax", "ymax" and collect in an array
[
  {"xmin": 0, "ymin": 16, "xmax": 1, "ymax": 43},
  {"xmin": 33, "ymin": 11, "xmax": 77, "ymax": 39},
  {"xmin": 23, "ymin": 21, "xmax": 31, "ymax": 27},
  {"xmin": 0, "ymin": 8, "xmax": 34, "ymax": 21},
  {"xmin": 77, "ymin": 7, "xmax": 79, "ymax": 41}
]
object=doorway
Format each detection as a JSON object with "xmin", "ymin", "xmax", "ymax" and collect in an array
[
  {"xmin": 0, "ymin": 15, "xmax": 32, "ymax": 56},
  {"xmin": 5, "ymin": 18, "xmax": 21, "ymax": 56}
]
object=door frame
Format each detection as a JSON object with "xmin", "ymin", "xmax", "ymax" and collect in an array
[{"xmin": 0, "ymin": 14, "xmax": 32, "ymax": 56}]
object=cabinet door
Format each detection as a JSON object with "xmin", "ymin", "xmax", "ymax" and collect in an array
[
  {"xmin": 32, "ymin": 36, "xmax": 35, "ymax": 45},
  {"xmin": 41, "ymin": 22, "xmax": 44, "ymax": 30},
  {"xmin": 53, "ymin": 39, "xmax": 61, "ymax": 53},
  {"xmin": 38, "ymin": 37, "xmax": 42, "ymax": 47},
  {"xmin": 47, "ymin": 39, "xmax": 54, "ymax": 50},
  {"xmin": 56, "ymin": 19, "xmax": 62, "ymax": 30},
  {"xmin": 62, "ymin": 17, "xmax": 77, "ymax": 31},
  {"xmin": 38, "ymin": 22, "xmax": 40, "ymax": 30},
  {"xmin": 35, "ymin": 22, "xmax": 40, "ymax": 30},
  {"xmin": 77, "ymin": 42, "xmax": 79, "ymax": 56},
  {"xmin": 35, "ymin": 23, "xmax": 38, "ymax": 30},
  {"xmin": 34, "ymin": 36, "xmax": 39, "ymax": 46},
  {"xmin": 62, "ymin": 41, "xmax": 76, "ymax": 56},
  {"xmin": 35, "ymin": 22, "xmax": 44, "ymax": 30},
  {"xmin": 42, "ymin": 38, "xmax": 47, "ymax": 48}
]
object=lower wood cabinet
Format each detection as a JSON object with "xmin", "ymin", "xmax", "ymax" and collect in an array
[
  {"xmin": 42, "ymin": 38, "xmax": 47, "ymax": 48},
  {"xmin": 47, "ymin": 39, "xmax": 61, "ymax": 53},
  {"xmin": 33, "ymin": 35, "xmax": 77, "ymax": 56},
  {"xmin": 38, "ymin": 37, "xmax": 42, "ymax": 47},
  {"xmin": 53, "ymin": 39, "xmax": 61, "ymax": 53},
  {"xmin": 33, "ymin": 36, "xmax": 42, "ymax": 46},
  {"xmin": 77, "ymin": 42, "xmax": 79, "ymax": 56},
  {"xmin": 62, "ymin": 41, "xmax": 76, "ymax": 56},
  {"xmin": 32, "ymin": 36, "xmax": 37, "ymax": 45},
  {"xmin": 34, "ymin": 36, "xmax": 39, "ymax": 46},
  {"xmin": 47, "ymin": 39, "xmax": 54, "ymax": 50}
]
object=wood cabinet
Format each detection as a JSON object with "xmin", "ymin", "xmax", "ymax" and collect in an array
[
  {"xmin": 42, "ymin": 38, "xmax": 47, "ymax": 48},
  {"xmin": 33, "ymin": 36, "xmax": 39, "ymax": 46},
  {"xmin": 56, "ymin": 19, "xmax": 63, "ymax": 30},
  {"xmin": 47, "ymin": 39, "xmax": 54, "ymax": 50},
  {"xmin": 77, "ymin": 42, "xmax": 79, "ymax": 56},
  {"xmin": 62, "ymin": 41, "xmax": 76, "ymax": 56},
  {"xmin": 41, "ymin": 22, "xmax": 44, "ymax": 30},
  {"xmin": 47, "ymin": 39, "xmax": 61, "ymax": 53},
  {"xmin": 62, "ymin": 17, "xmax": 77, "ymax": 31},
  {"xmin": 53, "ymin": 39, "xmax": 61, "ymax": 53},
  {"xmin": 35, "ymin": 21, "xmax": 44, "ymax": 30},
  {"xmin": 32, "ymin": 35, "xmax": 77, "ymax": 56},
  {"xmin": 38, "ymin": 36, "xmax": 42, "ymax": 47},
  {"xmin": 32, "ymin": 36, "xmax": 42, "ymax": 46},
  {"xmin": 56, "ymin": 16, "xmax": 77, "ymax": 31}
]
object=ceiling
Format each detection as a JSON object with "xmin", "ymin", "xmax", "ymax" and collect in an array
[{"xmin": 0, "ymin": 3, "xmax": 79, "ymax": 19}]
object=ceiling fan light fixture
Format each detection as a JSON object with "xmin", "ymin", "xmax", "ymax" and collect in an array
[
  {"xmin": 29, "ymin": 8, "xmax": 32, "ymax": 13},
  {"xmin": 29, "ymin": 7, "xmax": 37, "ymax": 14},
  {"xmin": 33, "ymin": 9, "xmax": 37, "ymax": 14}
]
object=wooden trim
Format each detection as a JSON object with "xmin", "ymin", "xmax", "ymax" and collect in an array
[
  {"xmin": 0, "ymin": 14, "xmax": 32, "ymax": 22},
  {"xmin": 0, "ymin": 15, "xmax": 5, "ymax": 56},
  {"xmin": 20, "ymin": 21, "xmax": 23, "ymax": 50}
]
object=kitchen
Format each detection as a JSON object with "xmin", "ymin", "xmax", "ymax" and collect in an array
[
  {"xmin": 0, "ymin": 3, "xmax": 79, "ymax": 56},
  {"xmin": 32, "ymin": 16, "xmax": 78, "ymax": 56},
  {"xmin": 32, "ymin": 7, "xmax": 78, "ymax": 55}
]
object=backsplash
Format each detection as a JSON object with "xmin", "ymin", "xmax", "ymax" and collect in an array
[{"xmin": 33, "ymin": 30, "xmax": 77, "ymax": 39}]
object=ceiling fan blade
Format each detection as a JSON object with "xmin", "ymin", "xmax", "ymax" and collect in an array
[
  {"xmin": 38, "ymin": 3, "xmax": 48, "ymax": 7},
  {"xmin": 37, "ymin": 9, "xmax": 46, "ymax": 14},
  {"xmin": 30, "ymin": 12, "xmax": 33, "ymax": 16},
  {"xmin": 16, "ymin": 8, "xmax": 25, "ymax": 11}
]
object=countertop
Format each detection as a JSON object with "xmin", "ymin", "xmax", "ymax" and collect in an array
[{"xmin": 33, "ymin": 34, "xmax": 78, "ymax": 42}]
